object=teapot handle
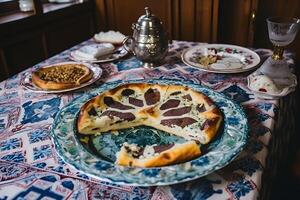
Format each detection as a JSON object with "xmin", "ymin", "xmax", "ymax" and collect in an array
[{"xmin": 122, "ymin": 36, "xmax": 136, "ymax": 56}]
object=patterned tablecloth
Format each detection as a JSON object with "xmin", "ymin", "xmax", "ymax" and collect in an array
[{"xmin": 0, "ymin": 40, "xmax": 295, "ymax": 200}]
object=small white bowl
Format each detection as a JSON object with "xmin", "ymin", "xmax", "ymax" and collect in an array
[{"xmin": 247, "ymin": 72, "xmax": 297, "ymax": 100}]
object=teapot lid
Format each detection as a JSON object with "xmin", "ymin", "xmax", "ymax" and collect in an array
[{"xmin": 136, "ymin": 7, "xmax": 163, "ymax": 30}]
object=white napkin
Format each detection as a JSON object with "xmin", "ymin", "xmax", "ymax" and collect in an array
[
  {"xmin": 94, "ymin": 31, "xmax": 126, "ymax": 44},
  {"xmin": 74, "ymin": 43, "xmax": 115, "ymax": 60}
]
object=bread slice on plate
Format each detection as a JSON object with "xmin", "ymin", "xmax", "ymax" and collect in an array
[
  {"xmin": 94, "ymin": 30, "xmax": 126, "ymax": 45},
  {"xmin": 73, "ymin": 43, "xmax": 115, "ymax": 60},
  {"xmin": 32, "ymin": 62, "xmax": 93, "ymax": 90}
]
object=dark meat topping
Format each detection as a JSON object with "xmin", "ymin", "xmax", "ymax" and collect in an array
[
  {"xmin": 125, "ymin": 143, "xmax": 175, "ymax": 158},
  {"xmin": 161, "ymin": 117, "xmax": 197, "ymax": 128},
  {"xmin": 200, "ymin": 119, "xmax": 215, "ymax": 130},
  {"xmin": 196, "ymin": 104, "xmax": 206, "ymax": 112},
  {"xmin": 153, "ymin": 144, "xmax": 174, "ymax": 153},
  {"xmin": 103, "ymin": 96, "xmax": 134, "ymax": 110},
  {"xmin": 182, "ymin": 94, "xmax": 192, "ymax": 101},
  {"xmin": 144, "ymin": 88, "xmax": 160, "ymax": 105},
  {"xmin": 121, "ymin": 89, "xmax": 135, "ymax": 96},
  {"xmin": 170, "ymin": 91, "xmax": 182, "ymax": 96},
  {"xmin": 100, "ymin": 110, "xmax": 135, "ymax": 121},
  {"xmin": 129, "ymin": 97, "xmax": 144, "ymax": 107},
  {"xmin": 88, "ymin": 107, "xmax": 98, "ymax": 116},
  {"xmin": 160, "ymin": 99, "xmax": 180, "ymax": 110},
  {"xmin": 163, "ymin": 106, "xmax": 192, "ymax": 117}
]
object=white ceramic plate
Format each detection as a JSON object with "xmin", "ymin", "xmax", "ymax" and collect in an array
[
  {"xmin": 70, "ymin": 47, "xmax": 128, "ymax": 63},
  {"xmin": 181, "ymin": 44, "xmax": 261, "ymax": 73},
  {"xmin": 247, "ymin": 72, "xmax": 297, "ymax": 100},
  {"xmin": 21, "ymin": 62, "xmax": 102, "ymax": 93}
]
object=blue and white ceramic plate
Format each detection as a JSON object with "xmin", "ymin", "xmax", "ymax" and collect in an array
[{"xmin": 51, "ymin": 79, "xmax": 248, "ymax": 186}]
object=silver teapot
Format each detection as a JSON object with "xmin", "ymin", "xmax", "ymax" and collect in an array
[{"xmin": 123, "ymin": 7, "xmax": 169, "ymax": 68}]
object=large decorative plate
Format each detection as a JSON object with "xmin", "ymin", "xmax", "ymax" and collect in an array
[
  {"xmin": 181, "ymin": 44, "xmax": 260, "ymax": 73},
  {"xmin": 21, "ymin": 62, "xmax": 102, "ymax": 93},
  {"xmin": 51, "ymin": 79, "xmax": 248, "ymax": 186},
  {"xmin": 70, "ymin": 47, "xmax": 128, "ymax": 63}
]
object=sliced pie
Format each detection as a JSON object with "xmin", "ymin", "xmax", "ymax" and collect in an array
[
  {"xmin": 77, "ymin": 83, "xmax": 223, "ymax": 167},
  {"xmin": 116, "ymin": 141, "xmax": 201, "ymax": 167},
  {"xmin": 32, "ymin": 63, "xmax": 93, "ymax": 90}
]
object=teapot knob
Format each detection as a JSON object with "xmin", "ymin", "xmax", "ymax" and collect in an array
[{"xmin": 145, "ymin": 7, "xmax": 151, "ymax": 17}]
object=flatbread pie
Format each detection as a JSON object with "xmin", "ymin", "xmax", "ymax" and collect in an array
[
  {"xmin": 77, "ymin": 83, "xmax": 223, "ymax": 167},
  {"xmin": 32, "ymin": 63, "xmax": 93, "ymax": 90},
  {"xmin": 116, "ymin": 141, "xmax": 201, "ymax": 167}
]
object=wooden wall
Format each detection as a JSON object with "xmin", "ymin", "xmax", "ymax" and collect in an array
[
  {"xmin": 94, "ymin": 0, "xmax": 300, "ymax": 54},
  {"xmin": 0, "ymin": 1, "xmax": 95, "ymax": 81},
  {"xmin": 218, "ymin": 0, "xmax": 258, "ymax": 47},
  {"xmin": 95, "ymin": 0, "xmax": 219, "ymax": 43}
]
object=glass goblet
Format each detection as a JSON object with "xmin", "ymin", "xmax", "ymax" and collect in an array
[{"xmin": 259, "ymin": 17, "xmax": 299, "ymax": 79}]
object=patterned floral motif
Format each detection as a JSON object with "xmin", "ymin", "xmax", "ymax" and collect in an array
[
  {"xmin": 116, "ymin": 57, "xmax": 143, "ymax": 71},
  {"xmin": 255, "ymin": 103, "xmax": 273, "ymax": 112},
  {"xmin": 0, "ymin": 119, "xmax": 5, "ymax": 132},
  {"xmin": 0, "ymin": 138, "xmax": 22, "ymax": 151},
  {"xmin": 141, "ymin": 169, "xmax": 161, "ymax": 177},
  {"xmin": 1, "ymin": 151, "xmax": 26, "ymax": 163},
  {"xmin": 0, "ymin": 162, "xmax": 27, "ymax": 181},
  {"xmin": 245, "ymin": 139, "xmax": 264, "ymax": 154},
  {"xmin": 170, "ymin": 178, "xmax": 222, "ymax": 200},
  {"xmin": 28, "ymin": 129, "xmax": 49, "ymax": 143},
  {"xmin": 222, "ymin": 85, "xmax": 251, "ymax": 103},
  {"xmin": 21, "ymin": 98, "xmax": 61, "ymax": 124},
  {"xmin": 33, "ymin": 145, "xmax": 52, "ymax": 160},
  {"xmin": 227, "ymin": 179, "xmax": 255, "ymax": 199},
  {"xmin": 231, "ymin": 156, "xmax": 262, "ymax": 176}
]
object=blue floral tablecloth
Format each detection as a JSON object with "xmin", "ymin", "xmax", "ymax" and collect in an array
[{"xmin": 0, "ymin": 40, "xmax": 295, "ymax": 199}]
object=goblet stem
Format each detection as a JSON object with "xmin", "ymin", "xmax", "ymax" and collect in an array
[{"xmin": 272, "ymin": 45, "xmax": 284, "ymax": 60}]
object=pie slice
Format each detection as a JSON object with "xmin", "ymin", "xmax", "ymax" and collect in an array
[
  {"xmin": 32, "ymin": 63, "xmax": 93, "ymax": 90},
  {"xmin": 116, "ymin": 141, "xmax": 201, "ymax": 167}
]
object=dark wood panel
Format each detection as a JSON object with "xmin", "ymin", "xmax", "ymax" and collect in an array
[
  {"xmin": 97, "ymin": 0, "xmax": 217, "ymax": 42},
  {"xmin": 3, "ymin": 33, "xmax": 45, "ymax": 76},
  {"xmin": 218, "ymin": 0, "xmax": 257, "ymax": 47},
  {"xmin": 180, "ymin": 0, "xmax": 219, "ymax": 42},
  {"xmin": 0, "ymin": 49, "xmax": 9, "ymax": 82},
  {"xmin": 45, "ymin": 13, "xmax": 94, "ymax": 56},
  {"xmin": 195, "ymin": 0, "xmax": 218, "ymax": 42},
  {"xmin": 103, "ymin": 0, "xmax": 179, "ymax": 39},
  {"xmin": 94, "ymin": 0, "xmax": 107, "ymax": 32},
  {"xmin": 0, "ymin": 1, "xmax": 96, "ymax": 78},
  {"xmin": 180, "ymin": 0, "xmax": 195, "ymax": 41}
]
